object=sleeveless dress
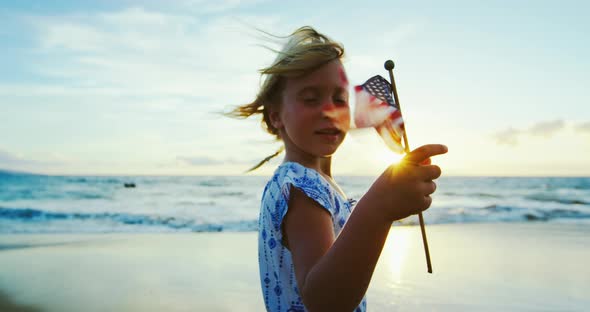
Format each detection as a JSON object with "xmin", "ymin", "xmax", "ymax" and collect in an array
[{"xmin": 258, "ymin": 161, "xmax": 367, "ymax": 312}]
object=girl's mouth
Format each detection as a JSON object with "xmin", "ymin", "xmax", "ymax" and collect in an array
[
  {"xmin": 315, "ymin": 128, "xmax": 343, "ymax": 142},
  {"xmin": 315, "ymin": 128, "xmax": 342, "ymax": 135}
]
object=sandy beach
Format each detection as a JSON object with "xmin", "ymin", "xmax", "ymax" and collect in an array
[{"xmin": 0, "ymin": 222, "xmax": 588, "ymax": 311}]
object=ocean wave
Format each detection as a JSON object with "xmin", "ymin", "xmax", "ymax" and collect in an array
[
  {"xmin": 66, "ymin": 177, "xmax": 89, "ymax": 183},
  {"xmin": 482, "ymin": 204, "xmax": 513, "ymax": 212},
  {"xmin": 525, "ymin": 193, "xmax": 589, "ymax": 205},
  {"xmin": 0, "ymin": 189, "xmax": 62, "ymax": 201},
  {"xmin": 211, "ymin": 191, "xmax": 245, "ymax": 197},
  {"xmin": 432, "ymin": 204, "xmax": 590, "ymax": 224},
  {"xmin": 0, "ymin": 190, "xmax": 109, "ymax": 201},
  {"xmin": 441, "ymin": 192, "xmax": 502, "ymax": 198},
  {"xmin": 522, "ymin": 209, "xmax": 590, "ymax": 221},
  {"xmin": 65, "ymin": 191, "xmax": 109, "ymax": 200},
  {"xmin": 3, "ymin": 203, "xmax": 590, "ymax": 234},
  {"xmin": 2, "ymin": 174, "xmax": 590, "ymax": 233},
  {"xmin": 199, "ymin": 179, "xmax": 230, "ymax": 187},
  {"xmin": 0, "ymin": 206, "xmax": 257, "ymax": 233}
]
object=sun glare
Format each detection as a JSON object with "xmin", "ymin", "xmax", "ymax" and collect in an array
[
  {"xmin": 384, "ymin": 227, "xmax": 412, "ymax": 281},
  {"xmin": 375, "ymin": 150, "xmax": 404, "ymax": 166}
]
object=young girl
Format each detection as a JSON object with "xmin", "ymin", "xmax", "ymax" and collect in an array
[{"xmin": 230, "ymin": 26, "xmax": 447, "ymax": 312}]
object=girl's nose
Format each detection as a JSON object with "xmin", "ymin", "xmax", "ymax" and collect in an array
[
  {"xmin": 320, "ymin": 101, "xmax": 337, "ymax": 118},
  {"xmin": 321, "ymin": 100, "xmax": 348, "ymax": 121},
  {"xmin": 320, "ymin": 99, "xmax": 338, "ymax": 113}
]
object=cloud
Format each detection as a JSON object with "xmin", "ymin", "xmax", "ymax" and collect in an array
[
  {"xmin": 575, "ymin": 121, "xmax": 590, "ymax": 133},
  {"xmin": 176, "ymin": 156, "xmax": 225, "ymax": 166},
  {"xmin": 177, "ymin": 0, "xmax": 268, "ymax": 13},
  {"xmin": 345, "ymin": 21, "xmax": 423, "ymax": 80},
  {"xmin": 19, "ymin": 7, "xmax": 280, "ymax": 101},
  {"xmin": 0, "ymin": 6, "xmax": 286, "ymax": 175},
  {"xmin": 175, "ymin": 152, "xmax": 269, "ymax": 167},
  {"xmin": 0, "ymin": 149, "xmax": 33, "ymax": 167},
  {"xmin": 493, "ymin": 119, "xmax": 565, "ymax": 145},
  {"xmin": 492, "ymin": 127, "xmax": 522, "ymax": 146},
  {"xmin": 176, "ymin": 155, "xmax": 243, "ymax": 166},
  {"xmin": 0, "ymin": 149, "xmax": 64, "ymax": 169},
  {"xmin": 527, "ymin": 119, "xmax": 565, "ymax": 137}
]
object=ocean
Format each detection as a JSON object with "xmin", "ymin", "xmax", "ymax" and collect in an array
[{"xmin": 1, "ymin": 171, "xmax": 589, "ymax": 233}]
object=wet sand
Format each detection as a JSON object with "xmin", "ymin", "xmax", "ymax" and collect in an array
[
  {"xmin": 0, "ymin": 290, "xmax": 41, "ymax": 312},
  {"xmin": 0, "ymin": 223, "xmax": 588, "ymax": 311}
]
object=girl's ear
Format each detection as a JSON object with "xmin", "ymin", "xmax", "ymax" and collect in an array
[{"xmin": 269, "ymin": 111, "xmax": 283, "ymax": 129}]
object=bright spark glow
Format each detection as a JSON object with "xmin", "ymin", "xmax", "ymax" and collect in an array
[{"xmin": 375, "ymin": 149, "xmax": 404, "ymax": 166}]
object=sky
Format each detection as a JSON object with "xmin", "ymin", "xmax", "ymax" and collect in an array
[{"xmin": 1, "ymin": 0, "xmax": 589, "ymax": 176}]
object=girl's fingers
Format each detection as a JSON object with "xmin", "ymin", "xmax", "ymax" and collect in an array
[
  {"xmin": 423, "ymin": 181, "xmax": 437, "ymax": 195},
  {"xmin": 405, "ymin": 144, "xmax": 448, "ymax": 164},
  {"xmin": 417, "ymin": 165, "xmax": 442, "ymax": 180},
  {"xmin": 420, "ymin": 158, "xmax": 432, "ymax": 165},
  {"xmin": 422, "ymin": 196, "xmax": 432, "ymax": 211}
]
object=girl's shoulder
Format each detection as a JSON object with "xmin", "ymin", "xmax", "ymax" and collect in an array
[
  {"xmin": 261, "ymin": 162, "xmax": 356, "ymax": 233},
  {"xmin": 273, "ymin": 161, "xmax": 325, "ymax": 187},
  {"xmin": 267, "ymin": 161, "xmax": 347, "ymax": 203}
]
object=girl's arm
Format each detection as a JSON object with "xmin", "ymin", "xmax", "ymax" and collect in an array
[
  {"xmin": 284, "ymin": 187, "xmax": 390, "ymax": 311},
  {"xmin": 284, "ymin": 144, "xmax": 447, "ymax": 311}
]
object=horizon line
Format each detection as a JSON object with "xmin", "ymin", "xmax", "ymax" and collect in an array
[{"xmin": 2, "ymin": 168, "xmax": 589, "ymax": 179}]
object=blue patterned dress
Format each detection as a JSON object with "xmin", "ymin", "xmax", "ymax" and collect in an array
[{"xmin": 258, "ymin": 162, "xmax": 367, "ymax": 312}]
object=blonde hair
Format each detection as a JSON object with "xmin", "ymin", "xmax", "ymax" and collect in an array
[{"xmin": 227, "ymin": 26, "xmax": 345, "ymax": 171}]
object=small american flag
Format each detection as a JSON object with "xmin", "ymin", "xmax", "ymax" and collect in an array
[{"xmin": 354, "ymin": 75, "xmax": 405, "ymax": 153}]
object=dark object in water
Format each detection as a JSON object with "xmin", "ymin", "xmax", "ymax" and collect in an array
[{"xmin": 124, "ymin": 183, "xmax": 136, "ymax": 188}]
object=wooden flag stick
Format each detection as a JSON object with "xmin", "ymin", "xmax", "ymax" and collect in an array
[{"xmin": 384, "ymin": 60, "xmax": 433, "ymax": 274}]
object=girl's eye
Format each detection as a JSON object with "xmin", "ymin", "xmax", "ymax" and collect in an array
[
  {"xmin": 303, "ymin": 98, "xmax": 319, "ymax": 105},
  {"xmin": 334, "ymin": 98, "xmax": 348, "ymax": 106}
]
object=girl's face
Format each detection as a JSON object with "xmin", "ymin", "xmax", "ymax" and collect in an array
[{"xmin": 274, "ymin": 59, "xmax": 350, "ymax": 158}]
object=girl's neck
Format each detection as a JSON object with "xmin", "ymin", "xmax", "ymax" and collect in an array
[
  {"xmin": 283, "ymin": 153, "xmax": 349, "ymax": 199},
  {"xmin": 282, "ymin": 145, "xmax": 349, "ymax": 199},
  {"xmin": 283, "ymin": 153, "xmax": 332, "ymax": 177}
]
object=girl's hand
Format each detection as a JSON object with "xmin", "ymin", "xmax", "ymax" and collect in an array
[{"xmin": 365, "ymin": 144, "xmax": 448, "ymax": 222}]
